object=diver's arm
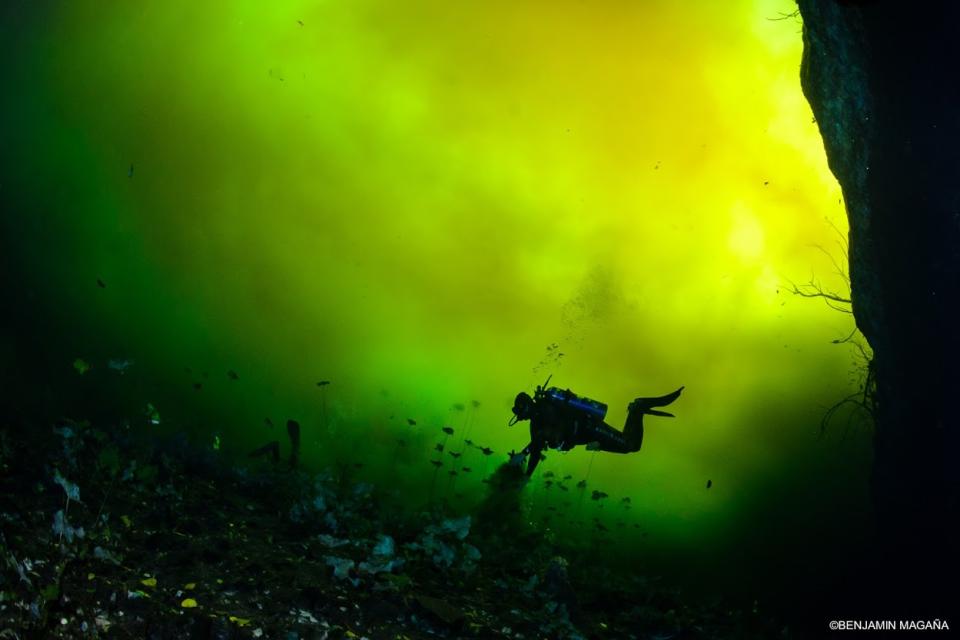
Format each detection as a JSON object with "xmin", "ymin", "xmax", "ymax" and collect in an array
[{"xmin": 526, "ymin": 443, "xmax": 543, "ymax": 476}]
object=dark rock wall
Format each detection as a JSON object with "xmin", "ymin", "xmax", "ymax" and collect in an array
[{"xmin": 798, "ymin": 0, "xmax": 959, "ymax": 602}]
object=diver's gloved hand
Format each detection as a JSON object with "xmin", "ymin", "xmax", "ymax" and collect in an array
[{"xmin": 507, "ymin": 449, "xmax": 527, "ymax": 467}]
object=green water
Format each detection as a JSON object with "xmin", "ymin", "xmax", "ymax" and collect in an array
[{"xmin": 1, "ymin": 0, "xmax": 874, "ymax": 612}]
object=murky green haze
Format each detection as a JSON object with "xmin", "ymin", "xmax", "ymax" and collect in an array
[{"xmin": 1, "ymin": 0, "xmax": 874, "ymax": 607}]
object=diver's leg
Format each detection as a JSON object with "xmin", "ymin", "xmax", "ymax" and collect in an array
[
  {"xmin": 580, "ymin": 421, "xmax": 633, "ymax": 454},
  {"xmin": 623, "ymin": 387, "xmax": 683, "ymax": 452},
  {"xmin": 622, "ymin": 406, "xmax": 644, "ymax": 452}
]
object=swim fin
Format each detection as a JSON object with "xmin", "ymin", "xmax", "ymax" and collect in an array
[{"xmin": 629, "ymin": 386, "xmax": 684, "ymax": 416}]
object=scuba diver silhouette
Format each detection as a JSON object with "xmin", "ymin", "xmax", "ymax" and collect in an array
[{"xmin": 508, "ymin": 376, "xmax": 683, "ymax": 476}]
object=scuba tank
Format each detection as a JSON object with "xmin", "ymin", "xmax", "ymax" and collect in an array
[
  {"xmin": 544, "ymin": 387, "xmax": 608, "ymax": 420},
  {"xmin": 533, "ymin": 376, "xmax": 607, "ymax": 421}
]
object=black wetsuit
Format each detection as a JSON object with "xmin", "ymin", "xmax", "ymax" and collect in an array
[{"xmin": 520, "ymin": 387, "xmax": 682, "ymax": 476}]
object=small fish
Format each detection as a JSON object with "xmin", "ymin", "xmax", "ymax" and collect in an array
[
  {"xmin": 297, "ymin": 20, "xmax": 304, "ymax": 26},
  {"xmin": 558, "ymin": 484, "xmax": 568, "ymax": 492},
  {"xmin": 193, "ymin": 382, "xmax": 203, "ymax": 391},
  {"xmin": 591, "ymin": 490, "xmax": 608, "ymax": 500},
  {"xmin": 544, "ymin": 480, "xmax": 553, "ymax": 489},
  {"xmin": 353, "ymin": 463, "xmax": 363, "ymax": 469},
  {"xmin": 396, "ymin": 439, "xmax": 407, "ymax": 446},
  {"xmin": 452, "ymin": 402, "xmax": 465, "ymax": 411},
  {"xmin": 406, "ymin": 418, "xmax": 416, "ymax": 426},
  {"xmin": 763, "ymin": 180, "xmax": 769, "ymax": 186},
  {"xmin": 442, "ymin": 426, "xmax": 454, "ymax": 435},
  {"xmin": 479, "ymin": 447, "xmax": 494, "ymax": 456},
  {"xmin": 448, "ymin": 470, "xmax": 458, "ymax": 477},
  {"xmin": 108, "ymin": 359, "xmax": 133, "ymax": 374},
  {"xmin": 706, "ymin": 479, "xmax": 713, "ymax": 489},
  {"xmin": 471, "ymin": 400, "xmax": 481, "ymax": 409},
  {"xmin": 543, "ymin": 471, "xmax": 554, "ymax": 478},
  {"xmin": 73, "ymin": 358, "xmax": 91, "ymax": 375},
  {"xmin": 563, "ymin": 474, "xmax": 572, "ymax": 481},
  {"xmin": 547, "ymin": 506, "xmax": 557, "ymax": 512},
  {"xmin": 595, "ymin": 522, "xmax": 608, "ymax": 532},
  {"xmin": 264, "ymin": 418, "xmax": 273, "ymax": 428},
  {"xmin": 227, "ymin": 370, "xmax": 239, "ymax": 380},
  {"xmin": 576, "ymin": 480, "xmax": 587, "ymax": 489},
  {"xmin": 430, "ymin": 460, "xmax": 443, "ymax": 468},
  {"xmin": 316, "ymin": 380, "xmax": 330, "ymax": 387},
  {"xmin": 461, "ymin": 467, "xmax": 471, "ymax": 473},
  {"xmin": 464, "ymin": 439, "xmax": 474, "ymax": 446},
  {"xmin": 621, "ymin": 497, "xmax": 631, "ymax": 504},
  {"xmin": 435, "ymin": 443, "xmax": 444, "ymax": 452},
  {"xmin": 448, "ymin": 452, "xmax": 461, "ymax": 459},
  {"xmin": 201, "ymin": 371, "xmax": 209, "ymax": 378},
  {"xmin": 96, "ymin": 278, "xmax": 107, "ymax": 288}
]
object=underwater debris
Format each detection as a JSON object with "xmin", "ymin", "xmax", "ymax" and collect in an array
[
  {"xmin": 54, "ymin": 469, "xmax": 81, "ymax": 502},
  {"xmin": 287, "ymin": 420, "xmax": 301, "ymax": 469},
  {"xmin": 53, "ymin": 509, "xmax": 84, "ymax": 543},
  {"xmin": 145, "ymin": 403, "xmax": 161, "ymax": 425},
  {"xmin": 407, "ymin": 418, "xmax": 416, "ymax": 426},
  {"xmin": 227, "ymin": 370, "xmax": 239, "ymax": 380},
  {"xmin": 249, "ymin": 441, "xmax": 280, "ymax": 464},
  {"xmin": 73, "ymin": 358, "xmax": 91, "ymax": 375},
  {"xmin": 591, "ymin": 490, "xmax": 608, "ymax": 501},
  {"xmin": 442, "ymin": 426, "xmax": 454, "ymax": 435},
  {"xmin": 414, "ymin": 595, "xmax": 464, "ymax": 626},
  {"xmin": 108, "ymin": 359, "xmax": 133, "ymax": 374},
  {"xmin": 706, "ymin": 479, "xmax": 713, "ymax": 489},
  {"xmin": 96, "ymin": 278, "xmax": 106, "ymax": 288},
  {"xmin": 316, "ymin": 380, "xmax": 330, "ymax": 386},
  {"xmin": 324, "ymin": 556, "xmax": 358, "ymax": 586}
]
